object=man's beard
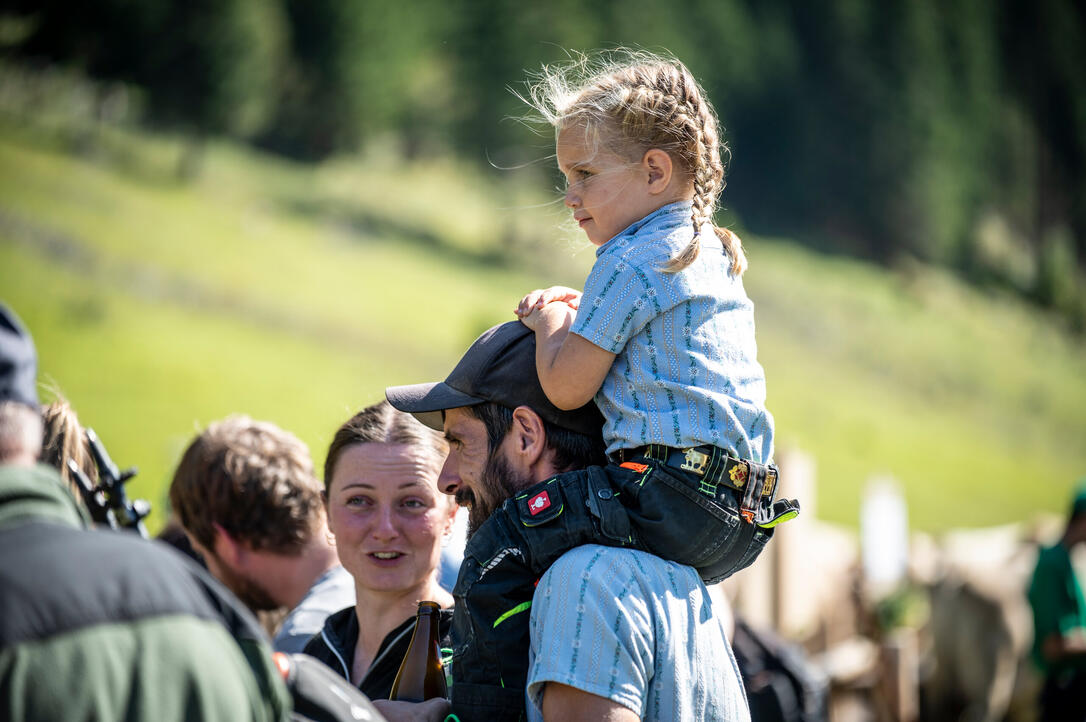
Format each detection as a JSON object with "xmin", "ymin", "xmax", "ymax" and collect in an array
[
  {"xmin": 209, "ymin": 553, "xmax": 279, "ymax": 612},
  {"xmin": 463, "ymin": 449, "xmax": 533, "ymax": 539}
]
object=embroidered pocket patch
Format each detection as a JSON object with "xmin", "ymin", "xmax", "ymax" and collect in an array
[
  {"xmin": 517, "ymin": 481, "xmax": 564, "ymax": 527},
  {"xmin": 528, "ymin": 491, "xmax": 551, "ymax": 515}
]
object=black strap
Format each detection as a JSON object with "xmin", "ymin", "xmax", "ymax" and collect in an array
[{"xmin": 616, "ymin": 444, "xmax": 778, "ymax": 502}]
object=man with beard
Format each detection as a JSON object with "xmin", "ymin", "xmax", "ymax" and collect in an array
[
  {"xmin": 0, "ymin": 305, "xmax": 292, "ymax": 721},
  {"xmin": 169, "ymin": 415, "xmax": 355, "ymax": 653},
  {"xmin": 386, "ymin": 321, "xmax": 749, "ymax": 722}
]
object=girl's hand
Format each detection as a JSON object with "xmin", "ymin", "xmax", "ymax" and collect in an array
[
  {"xmin": 524, "ymin": 302, "xmax": 615, "ymax": 411},
  {"xmin": 520, "ymin": 298, "xmax": 573, "ymax": 332},
  {"xmin": 515, "ymin": 286, "xmax": 582, "ymax": 318}
]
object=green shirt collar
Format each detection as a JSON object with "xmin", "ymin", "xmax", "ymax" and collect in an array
[{"xmin": 0, "ymin": 463, "xmax": 92, "ymax": 530}]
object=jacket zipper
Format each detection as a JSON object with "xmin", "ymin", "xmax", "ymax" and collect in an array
[
  {"xmin": 320, "ymin": 627, "xmax": 350, "ymax": 679},
  {"xmin": 320, "ymin": 618, "xmax": 416, "ymax": 687}
]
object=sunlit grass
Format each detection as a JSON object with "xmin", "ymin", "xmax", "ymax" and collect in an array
[
  {"xmin": 748, "ymin": 239, "xmax": 1086, "ymax": 529},
  {"xmin": 1, "ymin": 115, "xmax": 1084, "ymax": 534}
]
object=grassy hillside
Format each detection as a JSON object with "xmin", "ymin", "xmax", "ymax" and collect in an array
[{"xmin": 2, "ymin": 115, "xmax": 1084, "ymax": 534}]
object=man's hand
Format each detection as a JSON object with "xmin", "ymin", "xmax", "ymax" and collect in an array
[
  {"xmin": 371, "ymin": 697, "xmax": 451, "ymax": 722},
  {"xmin": 515, "ymin": 286, "xmax": 582, "ymax": 319}
]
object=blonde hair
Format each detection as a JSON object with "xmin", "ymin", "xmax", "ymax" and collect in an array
[
  {"xmin": 526, "ymin": 50, "xmax": 746, "ymax": 275},
  {"xmin": 40, "ymin": 398, "xmax": 96, "ymax": 496}
]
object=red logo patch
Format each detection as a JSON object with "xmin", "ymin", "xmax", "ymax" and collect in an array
[{"xmin": 527, "ymin": 491, "xmax": 552, "ymax": 516}]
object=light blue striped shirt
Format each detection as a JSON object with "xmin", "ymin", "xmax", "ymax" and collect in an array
[
  {"xmin": 569, "ymin": 201, "xmax": 774, "ymax": 462},
  {"xmin": 526, "ymin": 545, "xmax": 750, "ymax": 721}
]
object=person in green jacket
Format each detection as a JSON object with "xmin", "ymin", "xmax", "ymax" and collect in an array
[
  {"xmin": 1027, "ymin": 483, "xmax": 1086, "ymax": 722},
  {"xmin": 0, "ymin": 303, "xmax": 291, "ymax": 722}
]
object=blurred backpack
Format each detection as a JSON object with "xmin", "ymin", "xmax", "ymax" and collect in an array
[{"xmin": 732, "ymin": 617, "xmax": 830, "ymax": 722}]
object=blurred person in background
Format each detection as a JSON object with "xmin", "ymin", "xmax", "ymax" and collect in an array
[
  {"xmin": 303, "ymin": 401, "xmax": 458, "ymax": 700},
  {"xmin": 39, "ymin": 393, "xmax": 97, "ymax": 496},
  {"xmin": 0, "ymin": 303, "xmax": 292, "ymax": 721},
  {"xmin": 169, "ymin": 415, "xmax": 355, "ymax": 654},
  {"xmin": 39, "ymin": 387, "xmax": 216, "ymax": 573},
  {"xmin": 1027, "ymin": 483, "xmax": 1086, "ymax": 722}
]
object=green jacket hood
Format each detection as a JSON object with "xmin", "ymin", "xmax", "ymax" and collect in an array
[{"xmin": 0, "ymin": 463, "xmax": 91, "ymax": 530}]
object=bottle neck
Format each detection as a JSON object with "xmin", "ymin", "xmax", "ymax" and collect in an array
[{"xmin": 416, "ymin": 601, "xmax": 440, "ymax": 640}]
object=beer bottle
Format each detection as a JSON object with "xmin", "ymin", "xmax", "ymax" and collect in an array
[{"xmin": 389, "ymin": 600, "xmax": 447, "ymax": 702}]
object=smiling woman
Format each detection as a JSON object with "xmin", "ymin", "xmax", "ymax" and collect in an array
[{"xmin": 302, "ymin": 401, "xmax": 458, "ymax": 701}]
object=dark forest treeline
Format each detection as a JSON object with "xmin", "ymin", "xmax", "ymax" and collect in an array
[{"xmin": 3, "ymin": 0, "xmax": 1084, "ymax": 320}]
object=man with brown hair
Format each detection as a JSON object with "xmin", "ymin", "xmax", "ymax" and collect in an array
[
  {"xmin": 0, "ymin": 304, "xmax": 292, "ymax": 721},
  {"xmin": 170, "ymin": 415, "xmax": 354, "ymax": 653}
]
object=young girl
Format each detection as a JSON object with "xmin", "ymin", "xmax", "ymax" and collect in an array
[{"xmin": 516, "ymin": 51, "xmax": 798, "ymax": 564}]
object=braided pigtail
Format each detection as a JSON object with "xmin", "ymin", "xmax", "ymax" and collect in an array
[
  {"xmin": 524, "ymin": 50, "xmax": 747, "ymax": 275},
  {"xmin": 658, "ymin": 64, "xmax": 746, "ymax": 275}
]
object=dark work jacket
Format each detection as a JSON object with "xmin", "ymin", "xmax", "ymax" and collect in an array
[
  {"xmin": 302, "ymin": 604, "xmax": 454, "ymax": 701},
  {"xmin": 447, "ymin": 458, "xmax": 791, "ymax": 721},
  {"xmin": 0, "ymin": 464, "xmax": 291, "ymax": 721}
]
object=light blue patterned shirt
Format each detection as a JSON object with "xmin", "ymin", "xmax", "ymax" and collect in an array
[
  {"xmin": 569, "ymin": 201, "xmax": 774, "ymax": 462},
  {"xmin": 526, "ymin": 545, "xmax": 750, "ymax": 721}
]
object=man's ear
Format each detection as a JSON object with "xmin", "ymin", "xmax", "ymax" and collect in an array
[
  {"xmin": 642, "ymin": 149, "xmax": 674, "ymax": 195},
  {"xmin": 211, "ymin": 522, "xmax": 243, "ymax": 566},
  {"xmin": 509, "ymin": 406, "xmax": 548, "ymax": 467},
  {"xmin": 443, "ymin": 501, "xmax": 460, "ymax": 533},
  {"xmin": 183, "ymin": 530, "xmax": 210, "ymax": 562}
]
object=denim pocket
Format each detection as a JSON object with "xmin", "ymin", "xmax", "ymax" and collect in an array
[
  {"xmin": 607, "ymin": 461, "xmax": 777, "ymax": 582},
  {"xmin": 738, "ymin": 525, "xmax": 773, "ymax": 571},
  {"xmin": 609, "ymin": 462, "xmax": 741, "ymax": 568},
  {"xmin": 721, "ymin": 525, "xmax": 773, "ymax": 582}
]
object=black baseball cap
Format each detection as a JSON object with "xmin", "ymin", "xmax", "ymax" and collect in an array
[
  {"xmin": 386, "ymin": 321, "xmax": 603, "ymax": 436},
  {"xmin": 0, "ymin": 304, "xmax": 38, "ymax": 410}
]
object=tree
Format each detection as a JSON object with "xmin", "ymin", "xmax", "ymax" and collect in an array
[{"xmin": 10, "ymin": 0, "xmax": 284, "ymax": 139}]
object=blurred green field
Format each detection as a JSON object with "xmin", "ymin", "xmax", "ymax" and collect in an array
[{"xmin": 1, "ymin": 116, "xmax": 1084, "ymax": 534}]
